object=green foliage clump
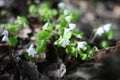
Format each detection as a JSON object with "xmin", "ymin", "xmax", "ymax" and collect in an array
[
  {"xmin": 1, "ymin": 16, "xmax": 28, "ymax": 46},
  {"xmin": 0, "ymin": 2, "xmax": 115, "ymax": 61}
]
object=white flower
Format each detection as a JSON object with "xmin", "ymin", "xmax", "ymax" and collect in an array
[
  {"xmin": 96, "ymin": 23, "xmax": 112, "ymax": 36},
  {"xmin": 77, "ymin": 41, "xmax": 87, "ymax": 51},
  {"xmin": 65, "ymin": 16, "xmax": 71, "ymax": 22},
  {"xmin": 18, "ymin": 20, "xmax": 23, "ymax": 25},
  {"xmin": 27, "ymin": 44, "xmax": 37, "ymax": 57},
  {"xmin": 15, "ymin": 19, "xmax": 23, "ymax": 25},
  {"xmin": 96, "ymin": 27, "xmax": 104, "ymax": 36},
  {"xmin": 63, "ymin": 23, "xmax": 76, "ymax": 35},
  {"xmin": 58, "ymin": 2, "xmax": 65, "ymax": 8},
  {"xmin": 69, "ymin": 23, "xmax": 76, "ymax": 30},
  {"xmin": 59, "ymin": 38, "xmax": 70, "ymax": 47},
  {"xmin": 64, "ymin": 10, "xmax": 69, "ymax": 15},
  {"xmin": 2, "ymin": 35, "xmax": 8, "ymax": 42},
  {"xmin": 2, "ymin": 30, "xmax": 8, "ymax": 36},
  {"xmin": 103, "ymin": 23, "xmax": 112, "ymax": 32},
  {"xmin": 64, "ymin": 28, "xmax": 71, "ymax": 34}
]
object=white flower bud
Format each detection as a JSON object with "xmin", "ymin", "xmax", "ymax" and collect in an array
[
  {"xmin": 15, "ymin": 19, "xmax": 23, "ymax": 25},
  {"xmin": 58, "ymin": 2, "xmax": 65, "ymax": 8},
  {"xmin": 2, "ymin": 30, "xmax": 8, "ymax": 36},
  {"xmin": 96, "ymin": 23, "xmax": 112, "ymax": 36},
  {"xmin": 103, "ymin": 23, "xmax": 112, "ymax": 32},
  {"xmin": 59, "ymin": 38, "xmax": 70, "ymax": 47},
  {"xmin": 2, "ymin": 35, "xmax": 8, "ymax": 42},
  {"xmin": 96, "ymin": 27, "xmax": 104, "ymax": 36},
  {"xmin": 27, "ymin": 44, "xmax": 37, "ymax": 57},
  {"xmin": 69, "ymin": 23, "xmax": 76, "ymax": 30},
  {"xmin": 64, "ymin": 10, "xmax": 69, "ymax": 15},
  {"xmin": 64, "ymin": 28, "xmax": 70, "ymax": 34},
  {"xmin": 77, "ymin": 41, "xmax": 87, "ymax": 51},
  {"xmin": 65, "ymin": 16, "xmax": 71, "ymax": 22}
]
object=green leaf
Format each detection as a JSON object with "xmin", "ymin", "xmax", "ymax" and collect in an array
[
  {"xmin": 43, "ymin": 22, "xmax": 53, "ymax": 32},
  {"xmin": 4, "ymin": 16, "xmax": 28, "ymax": 32},
  {"xmin": 70, "ymin": 13, "xmax": 79, "ymax": 21},
  {"xmin": 54, "ymin": 36, "xmax": 62, "ymax": 45},
  {"xmin": 24, "ymin": 52, "xmax": 33, "ymax": 59},
  {"xmin": 38, "ymin": 4, "xmax": 57, "ymax": 21},
  {"xmin": 40, "ymin": 2, "xmax": 51, "ymax": 9},
  {"xmin": 15, "ymin": 16, "xmax": 28, "ymax": 27},
  {"xmin": 66, "ymin": 46, "xmax": 78, "ymax": 57},
  {"xmin": 66, "ymin": 46, "xmax": 71, "ymax": 54},
  {"xmin": 52, "ymin": 9, "xmax": 57, "ymax": 16},
  {"xmin": 54, "ymin": 40, "xmax": 59, "ymax": 45},
  {"xmin": 63, "ymin": 31, "xmax": 72, "ymax": 39},
  {"xmin": 81, "ymin": 54, "xmax": 87, "ymax": 60},
  {"xmin": 58, "ymin": 28, "xmax": 64, "ymax": 35},
  {"xmin": 29, "ymin": 4, "xmax": 37, "ymax": 14},
  {"xmin": 4, "ymin": 23, "xmax": 16, "ymax": 32},
  {"xmin": 87, "ymin": 49, "xmax": 93, "ymax": 58},
  {"xmin": 57, "ymin": 15, "xmax": 67, "ymax": 27},
  {"xmin": 100, "ymin": 41, "xmax": 109, "ymax": 48},
  {"xmin": 7, "ymin": 36, "xmax": 18, "ymax": 46},
  {"xmin": 36, "ymin": 40, "xmax": 46, "ymax": 53},
  {"xmin": 107, "ymin": 29, "xmax": 115, "ymax": 40},
  {"xmin": 72, "ymin": 30, "xmax": 83, "ymax": 39},
  {"xmin": 35, "ymin": 31, "xmax": 51, "ymax": 40}
]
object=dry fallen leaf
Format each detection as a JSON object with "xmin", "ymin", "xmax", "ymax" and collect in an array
[{"xmin": 18, "ymin": 26, "xmax": 32, "ymax": 38}]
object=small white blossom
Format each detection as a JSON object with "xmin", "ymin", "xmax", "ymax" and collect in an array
[
  {"xmin": 65, "ymin": 16, "xmax": 71, "ymax": 22},
  {"xmin": 69, "ymin": 23, "xmax": 76, "ymax": 30},
  {"xmin": 63, "ymin": 23, "xmax": 76, "ymax": 35},
  {"xmin": 77, "ymin": 41, "xmax": 87, "ymax": 51},
  {"xmin": 2, "ymin": 30, "xmax": 8, "ymax": 36},
  {"xmin": 96, "ymin": 23, "xmax": 112, "ymax": 36},
  {"xmin": 58, "ymin": 2, "xmax": 65, "ymax": 8},
  {"xmin": 15, "ymin": 19, "xmax": 23, "ymax": 25},
  {"xmin": 2, "ymin": 35, "xmax": 8, "ymax": 42},
  {"xmin": 18, "ymin": 20, "xmax": 23, "ymax": 25},
  {"xmin": 27, "ymin": 44, "xmax": 37, "ymax": 57},
  {"xmin": 96, "ymin": 27, "xmax": 104, "ymax": 36},
  {"xmin": 59, "ymin": 38, "xmax": 70, "ymax": 47},
  {"xmin": 64, "ymin": 10, "xmax": 69, "ymax": 15},
  {"xmin": 64, "ymin": 28, "xmax": 71, "ymax": 34},
  {"xmin": 103, "ymin": 23, "xmax": 112, "ymax": 32}
]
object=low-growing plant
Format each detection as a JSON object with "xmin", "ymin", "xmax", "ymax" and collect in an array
[
  {"xmin": 1, "ymin": 16, "xmax": 28, "ymax": 46},
  {"xmin": 91, "ymin": 23, "xmax": 115, "ymax": 48},
  {"xmin": 28, "ymin": 2, "xmax": 93, "ymax": 60},
  {"xmin": 0, "ymin": 2, "xmax": 115, "ymax": 61}
]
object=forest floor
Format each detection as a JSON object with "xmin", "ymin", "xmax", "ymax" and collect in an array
[{"xmin": 0, "ymin": 0, "xmax": 120, "ymax": 80}]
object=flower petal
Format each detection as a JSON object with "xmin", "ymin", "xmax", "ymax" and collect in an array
[
  {"xmin": 2, "ymin": 30, "xmax": 8, "ymax": 36},
  {"xmin": 2, "ymin": 35, "xmax": 8, "ymax": 42}
]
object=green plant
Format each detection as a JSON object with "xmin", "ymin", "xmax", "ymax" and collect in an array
[
  {"xmin": 91, "ymin": 23, "xmax": 115, "ymax": 48},
  {"xmin": 28, "ymin": 2, "xmax": 93, "ymax": 60},
  {"xmin": 28, "ymin": 2, "xmax": 57, "ymax": 21},
  {"xmin": 1, "ymin": 16, "xmax": 28, "ymax": 46},
  {"xmin": 1, "ymin": 2, "xmax": 115, "ymax": 61}
]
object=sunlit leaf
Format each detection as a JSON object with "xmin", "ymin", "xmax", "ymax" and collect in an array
[
  {"xmin": 100, "ymin": 41, "xmax": 109, "ymax": 48},
  {"xmin": 72, "ymin": 30, "xmax": 83, "ymax": 39},
  {"xmin": 35, "ymin": 31, "xmax": 51, "ymax": 40},
  {"xmin": 29, "ymin": 4, "xmax": 37, "ymax": 14},
  {"xmin": 7, "ymin": 36, "xmax": 18, "ymax": 46},
  {"xmin": 36, "ymin": 40, "xmax": 46, "ymax": 53},
  {"xmin": 63, "ymin": 31, "xmax": 72, "ymax": 39},
  {"xmin": 43, "ymin": 22, "xmax": 53, "ymax": 32}
]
